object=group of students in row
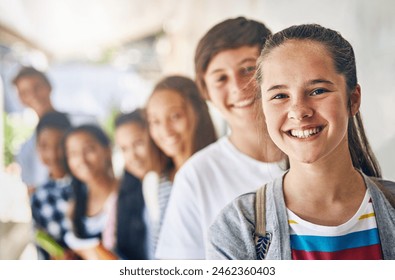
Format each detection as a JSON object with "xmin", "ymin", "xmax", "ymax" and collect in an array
[
  {"xmin": 14, "ymin": 16, "xmax": 395, "ymax": 260},
  {"xmin": 24, "ymin": 74, "xmax": 216, "ymax": 259}
]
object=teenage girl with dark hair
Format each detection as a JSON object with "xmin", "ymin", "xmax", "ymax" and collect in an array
[
  {"xmin": 145, "ymin": 75, "xmax": 217, "ymax": 256},
  {"xmin": 63, "ymin": 124, "xmax": 118, "ymax": 259},
  {"xmin": 103, "ymin": 109, "xmax": 165, "ymax": 259}
]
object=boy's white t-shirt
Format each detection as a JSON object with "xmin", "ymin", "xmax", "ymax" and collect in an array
[{"xmin": 155, "ymin": 136, "xmax": 285, "ymax": 259}]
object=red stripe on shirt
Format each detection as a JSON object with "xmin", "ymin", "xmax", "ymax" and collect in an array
[{"xmin": 292, "ymin": 243, "xmax": 383, "ymax": 260}]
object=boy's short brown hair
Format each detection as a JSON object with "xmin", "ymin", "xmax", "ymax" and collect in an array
[
  {"xmin": 12, "ymin": 66, "xmax": 52, "ymax": 90},
  {"xmin": 194, "ymin": 17, "xmax": 271, "ymax": 99}
]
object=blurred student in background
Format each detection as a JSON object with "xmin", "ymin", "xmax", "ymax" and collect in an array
[
  {"xmin": 11, "ymin": 66, "xmax": 97, "ymax": 192},
  {"xmin": 145, "ymin": 75, "xmax": 217, "ymax": 257},
  {"xmin": 12, "ymin": 67, "xmax": 56, "ymax": 191},
  {"xmin": 156, "ymin": 17, "xmax": 285, "ymax": 260},
  {"xmin": 30, "ymin": 111, "xmax": 73, "ymax": 259},
  {"xmin": 103, "ymin": 109, "xmax": 165, "ymax": 259},
  {"xmin": 62, "ymin": 124, "xmax": 118, "ymax": 260}
]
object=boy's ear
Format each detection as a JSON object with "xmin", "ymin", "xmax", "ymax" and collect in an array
[{"xmin": 350, "ymin": 84, "xmax": 361, "ymax": 116}]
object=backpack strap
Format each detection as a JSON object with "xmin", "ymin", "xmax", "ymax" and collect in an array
[
  {"xmin": 370, "ymin": 177, "xmax": 395, "ymax": 209},
  {"xmin": 254, "ymin": 185, "xmax": 271, "ymax": 260},
  {"xmin": 255, "ymin": 185, "xmax": 267, "ymax": 242}
]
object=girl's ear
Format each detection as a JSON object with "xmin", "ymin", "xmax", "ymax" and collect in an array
[{"xmin": 350, "ymin": 84, "xmax": 361, "ymax": 116}]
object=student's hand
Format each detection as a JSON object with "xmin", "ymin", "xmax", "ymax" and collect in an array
[
  {"xmin": 74, "ymin": 247, "xmax": 100, "ymax": 260},
  {"xmin": 5, "ymin": 162, "xmax": 22, "ymax": 176},
  {"xmin": 94, "ymin": 244, "xmax": 118, "ymax": 260},
  {"xmin": 74, "ymin": 244, "xmax": 118, "ymax": 260},
  {"xmin": 62, "ymin": 250, "xmax": 81, "ymax": 260}
]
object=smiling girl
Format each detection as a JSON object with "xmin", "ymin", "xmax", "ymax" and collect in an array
[
  {"xmin": 208, "ymin": 24, "xmax": 395, "ymax": 260},
  {"xmin": 63, "ymin": 125, "xmax": 118, "ymax": 259},
  {"xmin": 109, "ymin": 109, "xmax": 165, "ymax": 259},
  {"xmin": 145, "ymin": 75, "xmax": 217, "ymax": 256}
]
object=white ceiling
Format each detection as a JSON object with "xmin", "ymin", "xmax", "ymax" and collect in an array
[{"xmin": 0, "ymin": 0, "xmax": 181, "ymax": 60}]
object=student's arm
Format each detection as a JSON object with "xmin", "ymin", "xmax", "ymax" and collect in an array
[
  {"xmin": 16, "ymin": 136, "xmax": 48, "ymax": 190},
  {"xmin": 207, "ymin": 195, "xmax": 257, "ymax": 260}
]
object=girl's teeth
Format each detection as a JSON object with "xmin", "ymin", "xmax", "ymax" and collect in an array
[{"xmin": 290, "ymin": 127, "xmax": 321, "ymax": 138}]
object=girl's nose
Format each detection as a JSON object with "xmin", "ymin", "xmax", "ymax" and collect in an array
[
  {"xmin": 288, "ymin": 102, "xmax": 313, "ymax": 121},
  {"xmin": 161, "ymin": 120, "xmax": 175, "ymax": 137}
]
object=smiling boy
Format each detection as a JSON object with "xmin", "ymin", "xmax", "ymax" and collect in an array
[{"xmin": 155, "ymin": 17, "xmax": 285, "ymax": 259}]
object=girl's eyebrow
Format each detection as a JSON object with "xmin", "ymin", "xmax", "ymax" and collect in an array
[
  {"xmin": 266, "ymin": 79, "xmax": 334, "ymax": 92},
  {"xmin": 266, "ymin": 84, "xmax": 287, "ymax": 92},
  {"xmin": 307, "ymin": 79, "xmax": 334, "ymax": 86}
]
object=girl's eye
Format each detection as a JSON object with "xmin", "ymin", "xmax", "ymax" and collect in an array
[
  {"xmin": 216, "ymin": 75, "xmax": 227, "ymax": 83},
  {"xmin": 149, "ymin": 119, "xmax": 159, "ymax": 126},
  {"xmin": 170, "ymin": 112, "xmax": 182, "ymax": 121},
  {"xmin": 311, "ymin": 88, "xmax": 327, "ymax": 96},
  {"xmin": 67, "ymin": 151, "xmax": 78, "ymax": 158},
  {"xmin": 272, "ymin": 93, "xmax": 288, "ymax": 100},
  {"xmin": 84, "ymin": 145, "xmax": 96, "ymax": 153}
]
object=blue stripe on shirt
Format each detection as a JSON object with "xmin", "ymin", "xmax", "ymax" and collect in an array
[{"xmin": 290, "ymin": 228, "xmax": 380, "ymax": 252}]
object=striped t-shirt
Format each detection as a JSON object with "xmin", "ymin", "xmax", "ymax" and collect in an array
[
  {"xmin": 287, "ymin": 190, "xmax": 383, "ymax": 260},
  {"xmin": 150, "ymin": 174, "xmax": 172, "ymax": 258}
]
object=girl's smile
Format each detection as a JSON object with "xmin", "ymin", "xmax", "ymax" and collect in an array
[{"xmin": 286, "ymin": 125, "xmax": 325, "ymax": 140}]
